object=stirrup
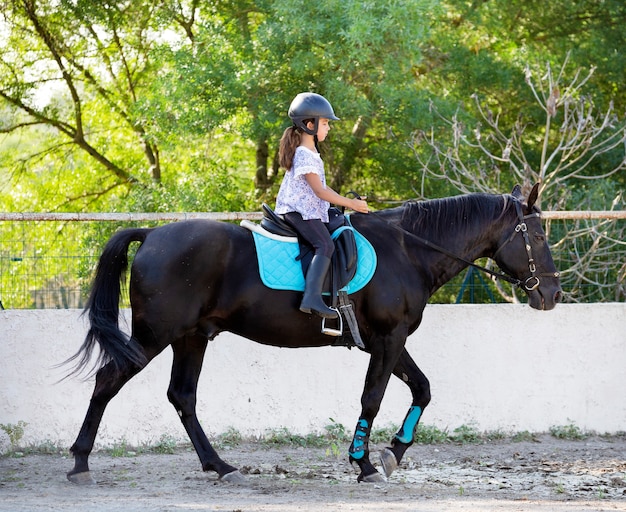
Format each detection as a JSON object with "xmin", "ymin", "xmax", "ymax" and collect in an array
[{"xmin": 321, "ymin": 308, "xmax": 342, "ymax": 336}]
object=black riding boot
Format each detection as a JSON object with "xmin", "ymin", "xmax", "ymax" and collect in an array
[{"xmin": 300, "ymin": 255, "xmax": 338, "ymax": 319}]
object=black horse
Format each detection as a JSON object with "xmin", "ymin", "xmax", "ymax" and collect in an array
[{"xmin": 66, "ymin": 184, "xmax": 561, "ymax": 485}]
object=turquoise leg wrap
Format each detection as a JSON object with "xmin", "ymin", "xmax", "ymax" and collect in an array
[
  {"xmin": 394, "ymin": 406, "xmax": 422, "ymax": 444},
  {"xmin": 348, "ymin": 418, "xmax": 369, "ymax": 460}
]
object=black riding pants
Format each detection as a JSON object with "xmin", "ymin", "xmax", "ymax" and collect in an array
[{"xmin": 283, "ymin": 212, "xmax": 334, "ymax": 259}]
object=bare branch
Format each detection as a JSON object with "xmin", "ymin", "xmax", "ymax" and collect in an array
[{"xmin": 414, "ymin": 59, "xmax": 626, "ymax": 302}]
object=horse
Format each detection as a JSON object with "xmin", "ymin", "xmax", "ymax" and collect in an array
[{"xmin": 66, "ymin": 183, "xmax": 562, "ymax": 485}]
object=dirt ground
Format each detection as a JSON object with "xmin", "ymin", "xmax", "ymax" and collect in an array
[{"xmin": 1, "ymin": 435, "xmax": 626, "ymax": 512}]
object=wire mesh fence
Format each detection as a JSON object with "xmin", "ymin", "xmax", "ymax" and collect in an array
[{"xmin": 0, "ymin": 212, "xmax": 624, "ymax": 309}]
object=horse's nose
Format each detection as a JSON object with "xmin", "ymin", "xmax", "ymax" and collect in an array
[{"xmin": 554, "ymin": 289, "xmax": 563, "ymax": 304}]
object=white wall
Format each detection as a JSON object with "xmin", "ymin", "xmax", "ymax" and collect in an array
[{"xmin": 0, "ymin": 304, "xmax": 624, "ymax": 452}]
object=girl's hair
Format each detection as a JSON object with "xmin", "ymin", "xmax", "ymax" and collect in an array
[
  {"xmin": 278, "ymin": 120, "xmax": 314, "ymax": 170},
  {"xmin": 278, "ymin": 126, "xmax": 301, "ymax": 170}
]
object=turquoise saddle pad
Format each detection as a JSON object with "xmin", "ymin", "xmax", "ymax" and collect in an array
[{"xmin": 246, "ymin": 221, "xmax": 377, "ymax": 294}]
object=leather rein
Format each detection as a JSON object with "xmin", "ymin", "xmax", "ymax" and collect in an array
[{"xmin": 366, "ymin": 197, "xmax": 560, "ymax": 292}]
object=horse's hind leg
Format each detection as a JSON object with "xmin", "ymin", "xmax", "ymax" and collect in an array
[
  {"xmin": 67, "ymin": 361, "xmax": 144, "ymax": 484},
  {"xmin": 379, "ymin": 348, "xmax": 431, "ymax": 478},
  {"xmin": 167, "ymin": 334, "xmax": 244, "ymax": 483}
]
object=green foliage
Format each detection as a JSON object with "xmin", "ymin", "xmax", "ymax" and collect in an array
[
  {"xmin": 324, "ymin": 418, "xmax": 351, "ymax": 443},
  {"xmin": 1, "ymin": 0, "xmax": 624, "ymax": 306},
  {"xmin": 259, "ymin": 427, "xmax": 327, "ymax": 448},
  {"xmin": 149, "ymin": 434, "xmax": 179, "ymax": 455},
  {"xmin": 369, "ymin": 424, "xmax": 400, "ymax": 445},
  {"xmin": 511, "ymin": 430, "xmax": 539, "ymax": 442},
  {"xmin": 0, "ymin": 421, "xmax": 27, "ymax": 449},
  {"xmin": 107, "ymin": 439, "xmax": 136, "ymax": 458},
  {"xmin": 414, "ymin": 424, "xmax": 450, "ymax": 444},
  {"xmin": 549, "ymin": 422, "xmax": 590, "ymax": 440},
  {"xmin": 449, "ymin": 424, "xmax": 482, "ymax": 444},
  {"xmin": 215, "ymin": 426, "xmax": 244, "ymax": 448}
]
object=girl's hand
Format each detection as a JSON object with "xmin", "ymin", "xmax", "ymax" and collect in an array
[{"xmin": 351, "ymin": 198, "xmax": 369, "ymax": 213}]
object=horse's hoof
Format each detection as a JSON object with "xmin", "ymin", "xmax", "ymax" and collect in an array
[
  {"xmin": 358, "ymin": 470, "xmax": 387, "ymax": 483},
  {"xmin": 220, "ymin": 469, "xmax": 247, "ymax": 485},
  {"xmin": 67, "ymin": 471, "xmax": 96, "ymax": 485},
  {"xmin": 379, "ymin": 448, "xmax": 398, "ymax": 477}
]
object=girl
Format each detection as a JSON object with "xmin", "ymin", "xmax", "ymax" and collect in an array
[{"xmin": 275, "ymin": 92, "xmax": 369, "ymax": 319}]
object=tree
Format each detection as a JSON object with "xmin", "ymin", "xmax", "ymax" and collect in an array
[
  {"xmin": 413, "ymin": 60, "xmax": 626, "ymax": 302},
  {"xmin": 0, "ymin": 0, "xmax": 197, "ymax": 193},
  {"xmin": 143, "ymin": 0, "xmax": 439, "ymax": 198}
]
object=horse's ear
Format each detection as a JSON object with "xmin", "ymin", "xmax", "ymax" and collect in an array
[
  {"xmin": 511, "ymin": 185, "xmax": 523, "ymax": 199},
  {"xmin": 527, "ymin": 182, "xmax": 540, "ymax": 209}
]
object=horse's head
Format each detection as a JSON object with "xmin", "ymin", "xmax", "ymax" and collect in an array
[{"xmin": 493, "ymin": 183, "xmax": 562, "ymax": 311}]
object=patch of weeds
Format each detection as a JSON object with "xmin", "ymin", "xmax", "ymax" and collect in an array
[
  {"xmin": 449, "ymin": 424, "xmax": 481, "ymax": 444},
  {"xmin": 323, "ymin": 420, "xmax": 349, "ymax": 458},
  {"xmin": 549, "ymin": 422, "xmax": 589, "ymax": 440},
  {"xmin": 512, "ymin": 430, "xmax": 539, "ymax": 443},
  {"xmin": 484, "ymin": 429, "xmax": 507, "ymax": 441},
  {"xmin": 1, "ymin": 421, "xmax": 27, "ymax": 450},
  {"xmin": 23, "ymin": 440, "xmax": 65, "ymax": 455},
  {"xmin": 600, "ymin": 431, "xmax": 626, "ymax": 440},
  {"xmin": 149, "ymin": 434, "xmax": 178, "ymax": 454},
  {"xmin": 260, "ymin": 427, "xmax": 346, "ymax": 448},
  {"xmin": 107, "ymin": 439, "xmax": 137, "ymax": 457},
  {"xmin": 261, "ymin": 427, "xmax": 310, "ymax": 447},
  {"xmin": 216, "ymin": 427, "xmax": 244, "ymax": 448},
  {"xmin": 414, "ymin": 424, "xmax": 449, "ymax": 444},
  {"xmin": 370, "ymin": 424, "xmax": 399, "ymax": 445},
  {"xmin": 305, "ymin": 431, "xmax": 333, "ymax": 448},
  {"xmin": 324, "ymin": 419, "xmax": 350, "ymax": 443}
]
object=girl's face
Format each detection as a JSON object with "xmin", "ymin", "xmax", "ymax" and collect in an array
[{"xmin": 307, "ymin": 118, "xmax": 331, "ymax": 141}]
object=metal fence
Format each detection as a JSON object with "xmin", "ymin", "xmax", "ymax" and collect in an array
[{"xmin": 1, "ymin": 211, "xmax": 624, "ymax": 309}]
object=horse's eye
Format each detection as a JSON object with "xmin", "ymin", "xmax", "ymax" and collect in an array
[{"xmin": 534, "ymin": 233, "xmax": 545, "ymax": 243}]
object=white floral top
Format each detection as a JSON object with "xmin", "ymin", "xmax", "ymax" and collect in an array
[{"xmin": 275, "ymin": 146, "xmax": 330, "ymax": 222}]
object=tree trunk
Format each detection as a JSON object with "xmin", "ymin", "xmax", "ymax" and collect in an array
[{"xmin": 255, "ymin": 139, "xmax": 270, "ymax": 189}]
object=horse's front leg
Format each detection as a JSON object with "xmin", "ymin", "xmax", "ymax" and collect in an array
[
  {"xmin": 168, "ymin": 334, "xmax": 245, "ymax": 483},
  {"xmin": 349, "ymin": 333, "xmax": 406, "ymax": 483},
  {"xmin": 379, "ymin": 348, "xmax": 431, "ymax": 478}
]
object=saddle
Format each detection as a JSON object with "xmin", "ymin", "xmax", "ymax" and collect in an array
[
  {"xmin": 242, "ymin": 205, "xmax": 377, "ymax": 348},
  {"xmin": 260, "ymin": 204, "xmax": 358, "ymax": 296}
]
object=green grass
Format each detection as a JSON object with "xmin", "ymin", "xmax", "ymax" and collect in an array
[
  {"xmin": 511, "ymin": 430, "xmax": 540, "ymax": 442},
  {"xmin": 149, "ymin": 434, "xmax": 178, "ymax": 454},
  {"xmin": 0, "ymin": 420, "xmax": 608, "ymax": 458},
  {"xmin": 449, "ymin": 424, "xmax": 482, "ymax": 444},
  {"xmin": 414, "ymin": 424, "xmax": 449, "ymax": 444},
  {"xmin": 549, "ymin": 422, "xmax": 590, "ymax": 440}
]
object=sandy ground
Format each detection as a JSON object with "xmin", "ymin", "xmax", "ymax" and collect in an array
[{"xmin": 1, "ymin": 435, "xmax": 626, "ymax": 512}]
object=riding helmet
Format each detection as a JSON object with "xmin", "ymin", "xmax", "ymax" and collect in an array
[{"xmin": 288, "ymin": 92, "xmax": 339, "ymax": 135}]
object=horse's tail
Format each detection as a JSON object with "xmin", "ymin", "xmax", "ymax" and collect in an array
[{"xmin": 65, "ymin": 228, "xmax": 152, "ymax": 378}]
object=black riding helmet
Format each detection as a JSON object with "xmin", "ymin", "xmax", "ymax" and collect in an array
[{"xmin": 288, "ymin": 92, "xmax": 340, "ymax": 136}]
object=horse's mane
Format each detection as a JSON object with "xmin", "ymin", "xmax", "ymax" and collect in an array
[{"xmin": 400, "ymin": 193, "xmax": 510, "ymax": 240}]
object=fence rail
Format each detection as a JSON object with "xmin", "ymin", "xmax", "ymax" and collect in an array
[
  {"xmin": 1, "ymin": 210, "xmax": 624, "ymax": 309},
  {"xmin": 1, "ymin": 210, "xmax": 625, "ymax": 221}
]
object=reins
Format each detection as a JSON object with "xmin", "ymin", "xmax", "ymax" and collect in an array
[{"xmin": 366, "ymin": 198, "xmax": 560, "ymax": 291}]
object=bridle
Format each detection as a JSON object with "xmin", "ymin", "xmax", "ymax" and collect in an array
[
  {"xmin": 366, "ymin": 197, "xmax": 560, "ymax": 292},
  {"xmin": 491, "ymin": 200, "xmax": 560, "ymax": 291}
]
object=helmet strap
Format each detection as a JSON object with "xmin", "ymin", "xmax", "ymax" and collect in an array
[{"xmin": 296, "ymin": 118, "xmax": 319, "ymax": 137}]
